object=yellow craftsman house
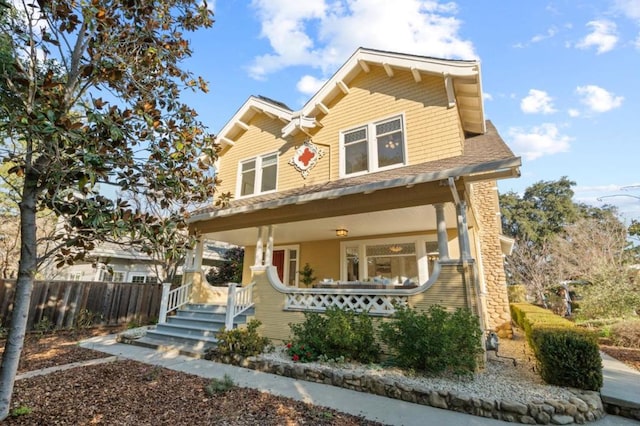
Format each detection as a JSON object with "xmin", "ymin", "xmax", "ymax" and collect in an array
[{"xmin": 152, "ymin": 48, "xmax": 521, "ymax": 349}]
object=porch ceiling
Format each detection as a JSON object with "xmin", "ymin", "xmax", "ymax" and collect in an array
[{"xmin": 199, "ymin": 203, "xmax": 458, "ymax": 247}]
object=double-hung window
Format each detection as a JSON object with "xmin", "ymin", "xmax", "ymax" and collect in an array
[
  {"xmin": 341, "ymin": 115, "xmax": 406, "ymax": 177},
  {"xmin": 239, "ymin": 152, "xmax": 278, "ymax": 197}
]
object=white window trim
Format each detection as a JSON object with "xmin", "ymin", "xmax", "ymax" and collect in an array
[
  {"xmin": 273, "ymin": 245, "xmax": 300, "ymax": 287},
  {"xmin": 339, "ymin": 113, "xmax": 407, "ymax": 178},
  {"xmin": 129, "ymin": 273, "xmax": 149, "ymax": 283},
  {"xmin": 339, "ymin": 235, "xmax": 435, "ymax": 284},
  {"xmin": 235, "ymin": 151, "xmax": 279, "ymax": 199}
]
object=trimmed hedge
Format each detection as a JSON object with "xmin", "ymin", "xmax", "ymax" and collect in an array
[{"xmin": 510, "ymin": 303, "xmax": 602, "ymax": 391}]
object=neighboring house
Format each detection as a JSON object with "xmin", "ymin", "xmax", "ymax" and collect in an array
[
  {"xmin": 182, "ymin": 48, "xmax": 521, "ymax": 343},
  {"xmin": 49, "ymin": 240, "xmax": 233, "ymax": 284}
]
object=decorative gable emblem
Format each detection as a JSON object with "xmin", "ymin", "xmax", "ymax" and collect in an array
[{"xmin": 289, "ymin": 139, "xmax": 324, "ymax": 178}]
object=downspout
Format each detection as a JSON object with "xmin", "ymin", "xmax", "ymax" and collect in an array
[{"xmin": 449, "ymin": 178, "xmax": 487, "ymax": 344}]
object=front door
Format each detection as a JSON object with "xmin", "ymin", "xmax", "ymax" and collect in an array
[{"xmin": 272, "ymin": 250, "xmax": 285, "ymax": 282}]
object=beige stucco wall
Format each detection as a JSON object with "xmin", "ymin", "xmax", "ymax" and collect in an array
[
  {"xmin": 215, "ymin": 64, "xmax": 464, "ymax": 198},
  {"xmin": 468, "ymin": 181, "xmax": 511, "ymax": 335}
]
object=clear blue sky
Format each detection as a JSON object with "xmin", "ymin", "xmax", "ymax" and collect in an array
[{"xmin": 180, "ymin": 0, "xmax": 640, "ymax": 221}]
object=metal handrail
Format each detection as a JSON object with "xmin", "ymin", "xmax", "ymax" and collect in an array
[
  {"xmin": 158, "ymin": 281, "xmax": 192, "ymax": 323},
  {"xmin": 224, "ymin": 282, "xmax": 255, "ymax": 330}
]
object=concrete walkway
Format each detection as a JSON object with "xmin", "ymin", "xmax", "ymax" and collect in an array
[
  {"xmin": 600, "ymin": 351, "xmax": 640, "ymax": 416},
  {"xmin": 77, "ymin": 335, "xmax": 640, "ymax": 426}
]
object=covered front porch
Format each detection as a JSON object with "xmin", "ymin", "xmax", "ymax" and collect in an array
[{"xmin": 176, "ymin": 175, "xmax": 496, "ymax": 342}]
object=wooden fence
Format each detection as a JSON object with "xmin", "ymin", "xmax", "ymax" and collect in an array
[{"xmin": 0, "ymin": 279, "xmax": 163, "ymax": 331}]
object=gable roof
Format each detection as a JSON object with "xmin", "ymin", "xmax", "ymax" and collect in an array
[
  {"xmin": 189, "ymin": 121, "xmax": 519, "ymax": 224},
  {"xmin": 215, "ymin": 47, "xmax": 485, "ymax": 151}
]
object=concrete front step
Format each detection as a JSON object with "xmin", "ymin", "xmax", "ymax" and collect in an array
[
  {"xmin": 166, "ymin": 315, "xmax": 226, "ymax": 330},
  {"xmin": 129, "ymin": 303, "xmax": 255, "ymax": 357},
  {"xmin": 121, "ymin": 333, "xmax": 214, "ymax": 358}
]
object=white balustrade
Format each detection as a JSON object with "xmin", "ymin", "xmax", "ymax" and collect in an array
[
  {"xmin": 285, "ymin": 292, "xmax": 408, "ymax": 315},
  {"xmin": 225, "ymin": 282, "xmax": 255, "ymax": 330},
  {"xmin": 158, "ymin": 281, "xmax": 192, "ymax": 323}
]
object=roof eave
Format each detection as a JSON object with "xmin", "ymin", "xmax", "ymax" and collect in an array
[{"xmin": 187, "ymin": 156, "xmax": 521, "ymax": 224}]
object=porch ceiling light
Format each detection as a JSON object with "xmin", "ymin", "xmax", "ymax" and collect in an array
[
  {"xmin": 389, "ymin": 244, "xmax": 403, "ymax": 253},
  {"xmin": 336, "ymin": 228, "xmax": 348, "ymax": 237}
]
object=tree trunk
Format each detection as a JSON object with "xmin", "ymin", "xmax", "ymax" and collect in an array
[{"xmin": 0, "ymin": 179, "xmax": 38, "ymax": 420}]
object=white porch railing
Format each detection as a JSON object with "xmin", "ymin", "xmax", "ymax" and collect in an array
[
  {"xmin": 158, "ymin": 281, "xmax": 193, "ymax": 323},
  {"xmin": 285, "ymin": 292, "xmax": 408, "ymax": 315},
  {"xmin": 224, "ymin": 282, "xmax": 255, "ymax": 330}
]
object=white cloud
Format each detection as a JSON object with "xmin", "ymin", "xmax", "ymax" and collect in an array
[
  {"xmin": 615, "ymin": 0, "xmax": 640, "ymax": 21},
  {"xmin": 520, "ymin": 89, "xmax": 556, "ymax": 114},
  {"xmin": 508, "ymin": 123, "xmax": 572, "ymax": 160},
  {"xmin": 576, "ymin": 85, "xmax": 623, "ymax": 113},
  {"xmin": 531, "ymin": 27, "xmax": 557, "ymax": 43},
  {"xmin": 296, "ymin": 75, "xmax": 327, "ymax": 96},
  {"xmin": 248, "ymin": 0, "xmax": 476, "ymax": 81},
  {"xmin": 567, "ymin": 108, "xmax": 580, "ymax": 117},
  {"xmin": 575, "ymin": 20, "xmax": 618, "ymax": 54},
  {"xmin": 483, "ymin": 92, "xmax": 493, "ymax": 101}
]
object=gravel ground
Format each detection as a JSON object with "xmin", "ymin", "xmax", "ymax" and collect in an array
[{"xmin": 258, "ymin": 330, "xmax": 578, "ymax": 405}]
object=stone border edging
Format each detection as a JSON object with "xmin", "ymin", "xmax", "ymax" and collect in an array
[{"xmin": 211, "ymin": 354, "xmax": 605, "ymax": 425}]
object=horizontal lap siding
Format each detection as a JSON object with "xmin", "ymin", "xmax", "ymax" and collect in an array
[
  {"xmin": 313, "ymin": 66, "xmax": 464, "ymax": 180},
  {"xmin": 216, "ymin": 115, "xmax": 288, "ymax": 197},
  {"xmin": 408, "ymin": 263, "xmax": 472, "ymax": 311},
  {"xmin": 215, "ymin": 65, "xmax": 465, "ymax": 202},
  {"xmin": 252, "ymin": 270, "xmax": 304, "ymax": 343}
]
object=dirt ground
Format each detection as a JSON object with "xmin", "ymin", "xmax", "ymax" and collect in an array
[
  {"xmin": 0, "ymin": 328, "xmax": 638, "ymax": 424},
  {"xmin": 0, "ymin": 329, "xmax": 384, "ymax": 425}
]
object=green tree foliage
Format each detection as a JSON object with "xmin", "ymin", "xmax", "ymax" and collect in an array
[
  {"xmin": 206, "ymin": 246, "xmax": 244, "ymax": 285},
  {"xmin": 501, "ymin": 178, "xmax": 638, "ymax": 319},
  {"xmin": 501, "ymin": 176, "xmax": 579, "ymax": 246},
  {"xmin": 0, "ymin": 1, "xmax": 217, "ymax": 418}
]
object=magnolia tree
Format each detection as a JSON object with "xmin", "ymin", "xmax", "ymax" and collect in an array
[{"xmin": 0, "ymin": 0, "xmax": 218, "ymax": 418}]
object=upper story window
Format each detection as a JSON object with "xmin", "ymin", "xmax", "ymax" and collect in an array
[
  {"xmin": 239, "ymin": 152, "xmax": 278, "ymax": 197},
  {"xmin": 341, "ymin": 115, "xmax": 406, "ymax": 177}
]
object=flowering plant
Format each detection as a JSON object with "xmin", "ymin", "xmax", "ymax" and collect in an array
[{"xmin": 285, "ymin": 342, "xmax": 316, "ymax": 362}]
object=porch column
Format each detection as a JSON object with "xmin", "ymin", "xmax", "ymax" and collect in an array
[
  {"xmin": 264, "ymin": 225, "xmax": 274, "ymax": 266},
  {"xmin": 193, "ymin": 239, "xmax": 204, "ymax": 269},
  {"xmin": 254, "ymin": 226, "xmax": 264, "ymax": 266},
  {"xmin": 456, "ymin": 201, "xmax": 472, "ymax": 260},
  {"xmin": 434, "ymin": 203, "xmax": 449, "ymax": 260}
]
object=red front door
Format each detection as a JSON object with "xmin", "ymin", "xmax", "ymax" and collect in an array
[{"xmin": 272, "ymin": 250, "xmax": 285, "ymax": 282}]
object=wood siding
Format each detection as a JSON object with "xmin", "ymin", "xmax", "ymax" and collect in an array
[{"xmin": 215, "ymin": 64, "xmax": 465, "ymax": 198}]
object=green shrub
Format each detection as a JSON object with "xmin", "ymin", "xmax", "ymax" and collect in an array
[
  {"xmin": 610, "ymin": 320, "xmax": 640, "ymax": 348},
  {"xmin": 531, "ymin": 327, "xmax": 602, "ymax": 390},
  {"xmin": 286, "ymin": 341, "xmax": 317, "ymax": 362},
  {"xmin": 379, "ymin": 305, "xmax": 482, "ymax": 376},
  {"xmin": 289, "ymin": 307, "xmax": 381, "ymax": 364},
  {"xmin": 34, "ymin": 316, "xmax": 54, "ymax": 337},
  {"xmin": 215, "ymin": 319, "xmax": 271, "ymax": 358},
  {"xmin": 510, "ymin": 303, "xmax": 603, "ymax": 391},
  {"xmin": 204, "ymin": 374, "xmax": 235, "ymax": 395}
]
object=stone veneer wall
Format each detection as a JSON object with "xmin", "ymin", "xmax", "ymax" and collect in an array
[
  {"xmin": 470, "ymin": 180, "xmax": 512, "ymax": 337},
  {"xmin": 211, "ymin": 354, "xmax": 605, "ymax": 425}
]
